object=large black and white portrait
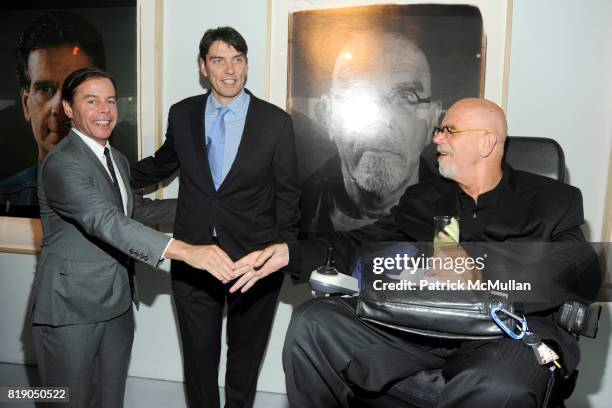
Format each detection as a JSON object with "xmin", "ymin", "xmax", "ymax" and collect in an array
[
  {"xmin": 0, "ymin": 1, "xmax": 137, "ymax": 217},
  {"xmin": 289, "ymin": 4, "xmax": 484, "ymax": 234}
]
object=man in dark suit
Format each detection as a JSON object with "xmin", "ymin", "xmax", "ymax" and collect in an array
[
  {"xmin": 232, "ymin": 98, "xmax": 600, "ymax": 407},
  {"xmin": 32, "ymin": 67, "xmax": 237, "ymax": 408},
  {"xmin": 130, "ymin": 27, "xmax": 300, "ymax": 407}
]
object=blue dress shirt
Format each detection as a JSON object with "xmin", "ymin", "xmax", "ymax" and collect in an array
[{"xmin": 205, "ymin": 90, "xmax": 250, "ymax": 189}]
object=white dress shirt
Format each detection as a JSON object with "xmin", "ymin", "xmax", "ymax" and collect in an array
[{"xmin": 72, "ymin": 128, "xmax": 128, "ymax": 214}]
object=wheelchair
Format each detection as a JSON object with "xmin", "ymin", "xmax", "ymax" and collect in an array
[{"xmin": 306, "ymin": 137, "xmax": 603, "ymax": 408}]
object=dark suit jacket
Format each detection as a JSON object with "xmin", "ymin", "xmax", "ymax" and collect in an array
[
  {"xmin": 131, "ymin": 89, "xmax": 301, "ymax": 292},
  {"xmin": 32, "ymin": 131, "xmax": 176, "ymax": 326},
  {"xmin": 288, "ymin": 166, "xmax": 600, "ymax": 373}
]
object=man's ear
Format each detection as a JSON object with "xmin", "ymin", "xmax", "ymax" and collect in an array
[
  {"xmin": 62, "ymin": 100, "xmax": 73, "ymax": 120},
  {"xmin": 199, "ymin": 57, "xmax": 208, "ymax": 78},
  {"xmin": 20, "ymin": 88, "xmax": 31, "ymax": 122},
  {"xmin": 480, "ymin": 131, "xmax": 498, "ymax": 158}
]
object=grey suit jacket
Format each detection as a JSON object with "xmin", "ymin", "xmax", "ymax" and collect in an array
[{"xmin": 31, "ymin": 131, "xmax": 176, "ymax": 326}]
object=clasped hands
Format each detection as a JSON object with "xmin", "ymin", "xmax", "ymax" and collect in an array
[
  {"xmin": 178, "ymin": 240, "xmax": 481, "ymax": 291},
  {"xmin": 169, "ymin": 240, "xmax": 289, "ymax": 290}
]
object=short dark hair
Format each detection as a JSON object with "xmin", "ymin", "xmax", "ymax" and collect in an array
[
  {"xmin": 15, "ymin": 11, "xmax": 106, "ymax": 89},
  {"xmin": 199, "ymin": 26, "xmax": 248, "ymax": 61},
  {"xmin": 62, "ymin": 67, "xmax": 116, "ymax": 105}
]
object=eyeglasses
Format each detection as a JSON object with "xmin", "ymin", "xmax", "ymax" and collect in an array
[
  {"xmin": 332, "ymin": 88, "xmax": 432, "ymax": 115},
  {"xmin": 432, "ymin": 125, "xmax": 490, "ymax": 137},
  {"xmin": 388, "ymin": 88, "xmax": 431, "ymax": 114}
]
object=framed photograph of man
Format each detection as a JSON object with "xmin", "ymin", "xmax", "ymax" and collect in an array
[
  {"xmin": 602, "ymin": 152, "xmax": 612, "ymax": 290},
  {"xmin": 0, "ymin": 0, "xmax": 161, "ymax": 253},
  {"xmin": 268, "ymin": 0, "xmax": 512, "ymax": 235},
  {"xmin": 0, "ymin": 0, "xmax": 137, "ymax": 218}
]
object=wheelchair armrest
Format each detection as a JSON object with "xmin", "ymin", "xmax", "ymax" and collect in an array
[
  {"xmin": 309, "ymin": 270, "xmax": 359, "ymax": 296},
  {"xmin": 308, "ymin": 246, "xmax": 360, "ymax": 296},
  {"xmin": 556, "ymin": 302, "xmax": 602, "ymax": 338}
]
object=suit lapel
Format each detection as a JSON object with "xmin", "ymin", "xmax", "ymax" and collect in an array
[
  {"xmin": 111, "ymin": 147, "xmax": 134, "ymax": 215},
  {"xmin": 67, "ymin": 131, "xmax": 125, "ymax": 212},
  {"xmin": 189, "ymin": 94, "xmax": 216, "ymax": 192},
  {"xmin": 217, "ymin": 92, "xmax": 256, "ymax": 190}
]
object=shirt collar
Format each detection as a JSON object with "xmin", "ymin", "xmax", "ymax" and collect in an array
[
  {"xmin": 455, "ymin": 166, "xmax": 508, "ymax": 208},
  {"xmin": 72, "ymin": 127, "xmax": 110, "ymax": 157},
  {"xmin": 206, "ymin": 89, "xmax": 250, "ymax": 119}
]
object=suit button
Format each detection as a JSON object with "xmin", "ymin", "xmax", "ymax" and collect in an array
[{"xmin": 212, "ymin": 196, "xmax": 219, "ymax": 203}]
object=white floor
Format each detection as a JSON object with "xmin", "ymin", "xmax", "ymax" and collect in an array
[{"xmin": 0, "ymin": 362, "xmax": 289, "ymax": 408}]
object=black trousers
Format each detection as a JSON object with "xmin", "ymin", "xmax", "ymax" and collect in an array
[
  {"xmin": 173, "ymin": 269, "xmax": 283, "ymax": 408},
  {"xmin": 283, "ymin": 298, "xmax": 555, "ymax": 408},
  {"xmin": 31, "ymin": 307, "xmax": 134, "ymax": 408}
]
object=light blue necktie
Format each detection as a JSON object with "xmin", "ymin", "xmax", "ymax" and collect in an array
[{"xmin": 206, "ymin": 106, "xmax": 230, "ymax": 190}]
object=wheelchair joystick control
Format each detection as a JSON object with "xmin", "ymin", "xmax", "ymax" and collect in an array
[
  {"xmin": 318, "ymin": 247, "xmax": 338, "ymax": 275},
  {"xmin": 309, "ymin": 247, "xmax": 359, "ymax": 296}
]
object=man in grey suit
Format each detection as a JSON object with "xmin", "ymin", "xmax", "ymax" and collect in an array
[{"xmin": 31, "ymin": 67, "xmax": 237, "ymax": 407}]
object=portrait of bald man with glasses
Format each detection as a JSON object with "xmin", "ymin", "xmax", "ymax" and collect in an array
[
  {"xmin": 315, "ymin": 31, "xmax": 441, "ymax": 231},
  {"xmin": 293, "ymin": 5, "xmax": 484, "ymax": 235}
]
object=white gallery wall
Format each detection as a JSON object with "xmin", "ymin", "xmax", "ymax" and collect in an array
[
  {"xmin": 507, "ymin": 0, "xmax": 612, "ymax": 241},
  {"xmin": 507, "ymin": 1, "xmax": 612, "ymax": 406},
  {"xmin": 0, "ymin": 0, "xmax": 611, "ymax": 405}
]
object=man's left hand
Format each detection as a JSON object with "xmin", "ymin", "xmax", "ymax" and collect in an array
[
  {"xmin": 230, "ymin": 243, "xmax": 289, "ymax": 293},
  {"xmin": 425, "ymin": 245, "xmax": 482, "ymax": 283}
]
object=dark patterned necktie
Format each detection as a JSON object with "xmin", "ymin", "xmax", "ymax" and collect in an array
[{"xmin": 104, "ymin": 147, "xmax": 124, "ymax": 212}]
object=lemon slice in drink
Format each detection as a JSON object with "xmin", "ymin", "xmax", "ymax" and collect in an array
[{"xmin": 443, "ymin": 217, "xmax": 460, "ymax": 243}]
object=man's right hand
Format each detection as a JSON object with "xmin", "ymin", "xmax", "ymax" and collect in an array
[{"xmin": 164, "ymin": 239, "xmax": 235, "ymax": 282}]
